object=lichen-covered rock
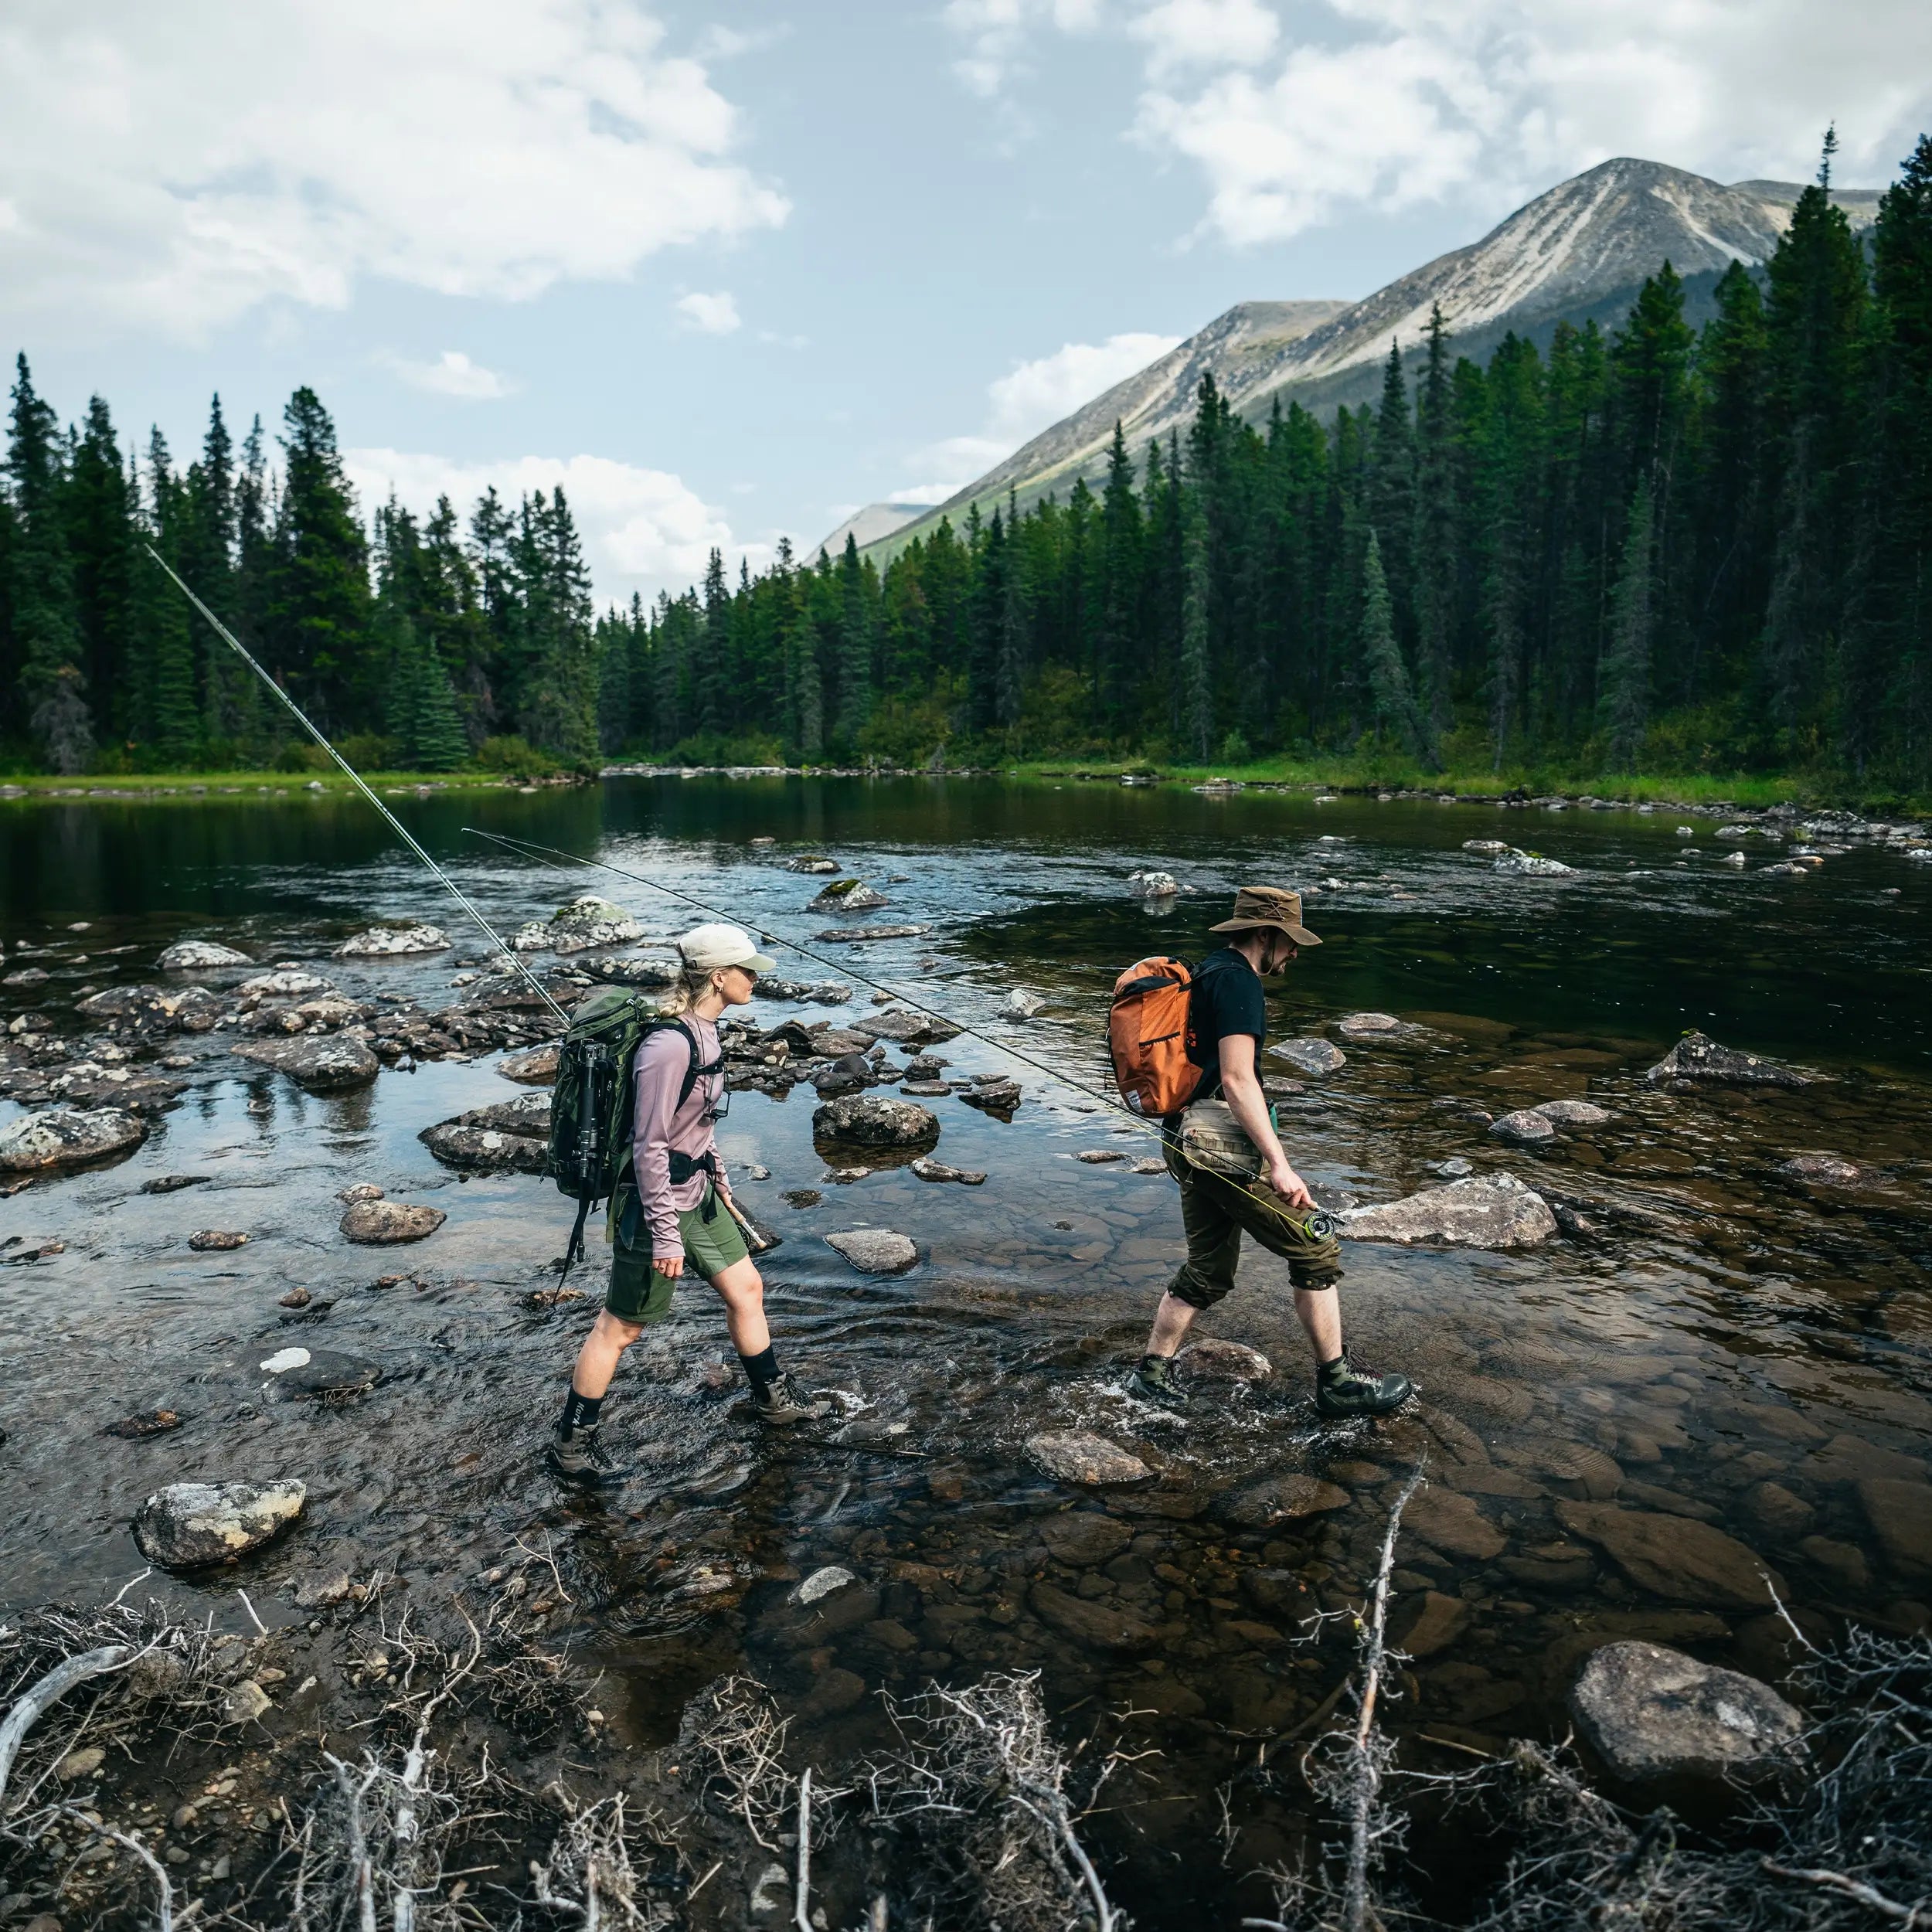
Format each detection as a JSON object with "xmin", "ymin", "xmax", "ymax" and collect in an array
[
  {"xmin": 157, "ymin": 940, "xmax": 253, "ymax": 969},
  {"xmin": 498, "ymin": 1044, "xmax": 560, "ymax": 1085},
  {"xmin": 1127, "ymin": 869, "xmax": 1180, "ymax": 899},
  {"xmin": 336, "ymin": 924, "xmax": 450, "ymax": 957},
  {"xmin": 1570, "ymin": 1641, "xmax": 1803, "ymax": 1794},
  {"xmin": 1645, "ymin": 1032, "xmax": 1812, "ymax": 1088},
  {"xmin": 1534, "ymin": 1098, "xmax": 1614, "ymax": 1126},
  {"xmin": 258, "ymin": 1345, "xmax": 383, "ymax": 1396},
  {"xmin": 132, "ymin": 1479, "xmax": 307, "ymax": 1569},
  {"xmin": 239, "ymin": 970, "xmax": 334, "ymax": 998},
  {"xmin": 998, "ymin": 988, "xmax": 1046, "ymax": 1020},
  {"xmin": 823, "ymin": 1228, "xmax": 919, "ymax": 1274},
  {"xmin": 188, "ymin": 1229, "xmax": 250, "ymax": 1251},
  {"xmin": 233, "ymin": 1033, "xmax": 379, "ymax": 1091},
  {"xmin": 1270, "ymin": 1037, "xmax": 1346, "ymax": 1076},
  {"xmin": 852, "ymin": 1007, "xmax": 960, "ymax": 1045},
  {"xmin": 1490, "ymin": 1108, "xmax": 1557, "ymax": 1146},
  {"xmin": 1775, "ymin": 1151, "xmax": 1862, "ymax": 1185},
  {"xmin": 811, "ymin": 924, "xmax": 930, "ymax": 944},
  {"xmin": 1555, "ymin": 1500, "xmax": 1783, "ymax": 1609},
  {"xmin": 808, "ymin": 879, "xmax": 889, "ymax": 912},
  {"xmin": 1493, "ymin": 849, "xmax": 1574, "ymax": 876},
  {"xmin": 909, "ymin": 1157, "xmax": 985, "ymax": 1185},
  {"xmin": 340, "ymin": 1199, "xmax": 447, "ymax": 1244},
  {"xmin": 1342, "ymin": 1172, "xmax": 1556, "ymax": 1249},
  {"xmin": 529, "ymin": 896, "xmax": 646, "ymax": 954},
  {"xmin": 812, "ymin": 1094, "xmax": 940, "ymax": 1147},
  {"xmin": 1026, "ymin": 1432, "xmax": 1151, "ymax": 1486},
  {"xmin": 0, "ymin": 1107, "xmax": 148, "ymax": 1172},
  {"xmin": 420, "ymin": 1124, "xmax": 547, "ymax": 1173}
]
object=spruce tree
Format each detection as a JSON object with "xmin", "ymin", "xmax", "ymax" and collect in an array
[
  {"xmin": 1599, "ymin": 474, "xmax": 1655, "ymax": 769},
  {"xmin": 270, "ymin": 386, "xmax": 369, "ymax": 731},
  {"xmin": 1359, "ymin": 530, "xmax": 1432, "ymax": 765},
  {"xmin": 65, "ymin": 396, "xmax": 138, "ymax": 750},
  {"xmin": 1180, "ymin": 475, "xmax": 1213, "ymax": 758},
  {"xmin": 835, "ymin": 534, "xmax": 876, "ymax": 746}
]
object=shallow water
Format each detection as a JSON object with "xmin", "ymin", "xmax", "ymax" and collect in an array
[{"xmin": 3, "ymin": 777, "xmax": 1930, "ymax": 1920}]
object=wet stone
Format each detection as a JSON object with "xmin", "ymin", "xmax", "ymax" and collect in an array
[
  {"xmin": 1775, "ymin": 1151, "xmax": 1862, "ymax": 1185},
  {"xmin": 340, "ymin": 1200, "xmax": 447, "ymax": 1245},
  {"xmin": 1039, "ymin": 1513, "xmax": 1134, "ymax": 1567},
  {"xmin": 259, "ymin": 1346, "xmax": 383, "ymax": 1397},
  {"xmin": 1858, "ymin": 1478, "xmax": 1932, "ymax": 1575},
  {"xmin": 823, "ymin": 1229, "xmax": 919, "ymax": 1274},
  {"xmin": 1390, "ymin": 1590, "xmax": 1469, "ymax": 1658},
  {"xmin": 1403, "ymin": 1488, "xmax": 1507, "ymax": 1561},
  {"xmin": 336, "ymin": 924, "xmax": 450, "ymax": 957},
  {"xmin": 812, "ymin": 1094, "xmax": 941, "ymax": 1147},
  {"xmin": 1535, "ymin": 1097, "xmax": 1614, "ymax": 1126},
  {"xmin": 1342, "ymin": 1172, "xmax": 1556, "ymax": 1249},
  {"xmin": 1270, "ymin": 1037, "xmax": 1346, "ymax": 1076},
  {"xmin": 141, "ymin": 1173, "xmax": 211, "ymax": 1195},
  {"xmin": 188, "ymin": 1229, "xmax": 249, "ymax": 1251},
  {"xmin": 1026, "ymin": 1432, "xmax": 1151, "ymax": 1486},
  {"xmin": 104, "ymin": 1408, "xmax": 187, "ymax": 1439},
  {"xmin": 1556, "ymin": 1501, "xmax": 1783, "ymax": 1609},
  {"xmin": 1029, "ymin": 1581, "xmax": 1157, "ymax": 1652},
  {"xmin": 909, "ymin": 1156, "xmax": 985, "ymax": 1185},
  {"xmin": 0, "ymin": 1106, "xmax": 148, "ymax": 1172},
  {"xmin": 1489, "ymin": 1108, "xmax": 1557, "ymax": 1146},
  {"xmin": 1645, "ymin": 1031, "xmax": 1812, "ymax": 1088},
  {"xmin": 158, "ymin": 940, "xmax": 253, "ymax": 969},
  {"xmin": 1179, "ymin": 1337, "xmax": 1274, "ymax": 1383},
  {"xmin": 1075, "ymin": 1148, "xmax": 1124, "ymax": 1164},
  {"xmin": 233, "ymin": 1033, "xmax": 379, "ymax": 1092},
  {"xmin": 498, "ymin": 1044, "xmax": 560, "ymax": 1084},
  {"xmin": 1219, "ymin": 1474, "xmax": 1350, "ymax": 1530},
  {"xmin": 808, "ymin": 879, "xmax": 889, "ymax": 912},
  {"xmin": 132, "ymin": 1478, "xmax": 306, "ymax": 1569}
]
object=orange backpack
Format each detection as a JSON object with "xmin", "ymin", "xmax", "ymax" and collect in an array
[{"xmin": 1108, "ymin": 955, "xmax": 1200, "ymax": 1117}]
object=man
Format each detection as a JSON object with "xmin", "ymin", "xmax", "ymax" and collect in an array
[
  {"xmin": 1129, "ymin": 885, "xmax": 1413, "ymax": 1420},
  {"xmin": 552, "ymin": 923, "xmax": 822, "ymax": 1484}
]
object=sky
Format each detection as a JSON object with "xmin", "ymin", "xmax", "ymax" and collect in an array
[{"xmin": 4, "ymin": 0, "xmax": 1929, "ymax": 608}]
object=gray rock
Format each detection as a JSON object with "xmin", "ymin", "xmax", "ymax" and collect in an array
[
  {"xmin": 812, "ymin": 1094, "xmax": 940, "ymax": 1147},
  {"xmin": 1775, "ymin": 1151, "xmax": 1862, "ymax": 1185},
  {"xmin": 1342, "ymin": 1172, "xmax": 1556, "ymax": 1249},
  {"xmin": 233, "ymin": 1033, "xmax": 379, "ymax": 1091},
  {"xmin": 812, "ymin": 924, "xmax": 930, "ymax": 943},
  {"xmin": 910, "ymin": 1156, "xmax": 985, "ymax": 1185},
  {"xmin": 1489, "ymin": 1108, "xmax": 1557, "ymax": 1146},
  {"xmin": 1463, "ymin": 839, "xmax": 1509, "ymax": 855},
  {"xmin": 823, "ymin": 1228, "xmax": 919, "ymax": 1274},
  {"xmin": 542, "ymin": 896, "xmax": 645, "ymax": 954},
  {"xmin": 1219, "ymin": 1475, "xmax": 1352, "ymax": 1529},
  {"xmin": 132, "ymin": 1478, "xmax": 307, "ymax": 1569},
  {"xmin": 1270, "ymin": 1037, "xmax": 1346, "ymax": 1076},
  {"xmin": 1040, "ymin": 1513, "xmax": 1134, "ymax": 1566},
  {"xmin": 158, "ymin": 940, "xmax": 253, "ymax": 969},
  {"xmin": 797, "ymin": 1564, "xmax": 858, "ymax": 1604},
  {"xmin": 1555, "ymin": 1500, "xmax": 1783, "ymax": 1609},
  {"xmin": 1493, "ymin": 849, "xmax": 1574, "ymax": 876},
  {"xmin": 239, "ymin": 970, "xmax": 334, "ymax": 998},
  {"xmin": 1534, "ymin": 1098, "xmax": 1614, "ymax": 1126},
  {"xmin": 1570, "ymin": 1641, "xmax": 1803, "ymax": 1794},
  {"xmin": 498, "ymin": 1044, "xmax": 560, "ymax": 1084},
  {"xmin": 1026, "ymin": 1431, "xmax": 1151, "ymax": 1485},
  {"xmin": 340, "ymin": 1200, "xmax": 447, "ymax": 1244},
  {"xmin": 336, "ymin": 924, "xmax": 451, "ymax": 957},
  {"xmin": 188, "ymin": 1229, "xmax": 250, "ymax": 1251},
  {"xmin": 1645, "ymin": 1032, "xmax": 1813, "ymax": 1088},
  {"xmin": 221, "ymin": 1680, "xmax": 274, "ymax": 1726},
  {"xmin": 0, "ymin": 1106, "xmax": 149, "ymax": 1172},
  {"xmin": 421, "ymin": 1121, "xmax": 549, "ymax": 1172},
  {"xmin": 1858, "ymin": 1478, "xmax": 1932, "ymax": 1574},
  {"xmin": 1127, "ymin": 869, "xmax": 1180, "ymax": 899},
  {"xmin": 851, "ymin": 1006, "xmax": 960, "ymax": 1045},
  {"xmin": 999, "ymin": 988, "xmax": 1046, "ymax": 1020},
  {"xmin": 788, "ymin": 854, "xmax": 840, "ymax": 873},
  {"xmin": 1179, "ymin": 1337, "xmax": 1274, "ymax": 1383},
  {"xmin": 808, "ymin": 879, "xmax": 889, "ymax": 912},
  {"xmin": 258, "ymin": 1345, "xmax": 383, "ymax": 1396},
  {"xmin": 957, "ymin": 1075, "xmax": 1022, "ymax": 1113},
  {"xmin": 1336, "ymin": 1011, "xmax": 1406, "ymax": 1039}
]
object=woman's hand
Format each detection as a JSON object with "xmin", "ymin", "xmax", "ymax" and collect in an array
[{"xmin": 653, "ymin": 1253, "xmax": 685, "ymax": 1280}]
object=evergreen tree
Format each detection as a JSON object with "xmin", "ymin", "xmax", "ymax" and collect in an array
[
  {"xmin": 1599, "ymin": 473, "xmax": 1655, "ymax": 769},
  {"xmin": 835, "ymin": 534, "xmax": 876, "ymax": 745},
  {"xmin": 1359, "ymin": 531, "xmax": 1432, "ymax": 764},
  {"xmin": 65, "ymin": 396, "xmax": 138, "ymax": 749},
  {"xmin": 141, "ymin": 429, "xmax": 201, "ymax": 764},
  {"xmin": 270, "ymin": 386, "xmax": 369, "ymax": 731},
  {"xmin": 1411, "ymin": 306, "xmax": 1457, "ymax": 733},
  {"xmin": 1179, "ymin": 471, "xmax": 1213, "ymax": 758},
  {"xmin": 518, "ymin": 488, "xmax": 600, "ymax": 762},
  {"xmin": 8, "ymin": 355, "xmax": 90, "ymax": 771}
]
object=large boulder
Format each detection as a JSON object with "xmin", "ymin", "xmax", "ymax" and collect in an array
[
  {"xmin": 1555, "ymin": 1500, "xmax": 1783, "ymax": 1609},
  {"xmin": 498, "ymin": 1044, "xmax": 561, "ymax": 1085},
  {"xmin": 1535, "ymin": 1098, "xmax": 1614, "ymax": 1127},
  {"xmin": 1645, "ymin": 1032, "xmax": 1812, "ymax": 1088},
  {"xmin": 257, "ymin": 1345, "xmax": 383, "ymax": 1397},
  {"xmin": 233, "ymin": 1033, "xmax": 380, "ymax": 1092},
  {"xmin": 420, "ymin": 1124, "xmax": 546, "ymax": 1173},
  {"xmin": 336, "ymin": 924, "xmax": 451, "ymax": 957},
  {"xmin": 808, "ymin": 879, "xmax": 889, "ymax": 913},
  {"xmin": 1570, "ymin": 1641, "xmax": 1804, "ymax": 1798},
  {"xmin": 340, "ymin": 1200, "xmax": 447, "ymax": 1244},
  {"xmin": 511, "ymin": 896, "xmax": 645, "ymax": 954},
  {"xmin": 1026, "ymin": 1432, "xmax": 1151, "ymax": 1486},
  {"xmin": 1270, "ymin": 1038, "xmax": 1346, "ymax": 1077},
  {"xmin": 823, "ymin": 1228, "xmax": 920, "ymax": 1274},
  {"xmin": 1493, "ymin": 849, "xmax": 1574, "ymax": 876},
  {"xmin": 813, "ymin": 1094, "xmax": 940, "ymax": 1148},
  {"xmin": 157, "ymin": 940, "xmax": 253, "ymax": 970},
  {"xmin": 851, "ymin": 1007, "xmax": 961, "ymax": 1046},
  {"xmin": 0, "ymin": 1107, "xmax": 148, "ymax": 1172},
  {"xmin": 132, "ymin": 1479, "xmax": 307, "ymax": 1570},
  {"xmin": 1489, "ymin": 1108, "xmax": 1557, "ymax": 1147},
  {"xmin": 1342, "ymin": 1172, "xmax": 1556, "ymax": 1249}
]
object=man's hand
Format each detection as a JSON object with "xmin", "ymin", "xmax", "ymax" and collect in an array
[
  {"xmin": 1267, "ymin": 1158, "xmax": 1313, "ymax": 1210},
  {"xmin": 653, "ymin": 1253, "xmax": 685, "ymax": 1279}
]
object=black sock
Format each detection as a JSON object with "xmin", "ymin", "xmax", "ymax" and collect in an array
[
  {"xmin": 739, "ymin": 1345, "xmax": 780, "ymax": 1392},
  {"xmin": 1317, "ymin": 1351, "xmax": 1348, "ymax": 1376},
  {"xmin": 560, "ymin": 1387, "xmax": 603, "ymax": 1436},
  {"xmin": 1140, "ymin": 1353, "xmax": 1173, "ymax": 1371}
]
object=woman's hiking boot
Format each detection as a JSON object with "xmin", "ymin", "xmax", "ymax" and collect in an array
[
  {"xmin": 549, "ymin": 1421, "xmax": 628, "ymax": 1485},
  {"xmin": 753, "ymin": 1372, "xmax": 827, "ymax": 1425},
  {"xmin": 1315, "ymin": 1352, "xmax": 1415, "ymax": 1420},
  {"xmin": 1128, "ymin": 1354, "xmax": 1189, "ymax": 1410}
]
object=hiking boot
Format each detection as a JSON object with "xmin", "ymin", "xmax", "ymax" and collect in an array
[
  {"xmin": 1315, "ymin": 1352, "xmax": 1414, "ymax": 1420},
  {"xmin": 549, "ymin": 1421, "xmax": 628, "ymax": 1485},
  {"xmin": 752, "ymin": 1372, "xmax": 827, "ymax": 1425},
  {"xmin": 1128, "ymin": 1354, "xmax": 1189, "ymax": 1411}
]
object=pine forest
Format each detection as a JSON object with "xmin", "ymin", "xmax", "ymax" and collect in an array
[{"xmin": 4, "ymin": 137, "xmax": 1930, "ymax": 801}]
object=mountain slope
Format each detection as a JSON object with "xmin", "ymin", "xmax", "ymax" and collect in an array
[
  {"xmin": 813, "ymin": 501, "xmax": 922, "ymax": 559},
  {"xmin": 872, "ymin": 158, "xmax": 1878, "ymax": 560}
]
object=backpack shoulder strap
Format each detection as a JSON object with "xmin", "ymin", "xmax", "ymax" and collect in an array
[{"xmin": 638, "ymin": 1015, "xmax": 712, "ymax": 1111}]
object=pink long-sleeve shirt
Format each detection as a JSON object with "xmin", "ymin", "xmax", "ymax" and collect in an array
[{"xmin": 631, "ymin": 1015, "xmax": 723, "ymax": 1260}]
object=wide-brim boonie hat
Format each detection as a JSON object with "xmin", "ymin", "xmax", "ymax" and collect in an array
[
  {"xmin": 1209, "ymin": 885, "xmax": 1321, "ymax": 947},
  {"xmin": 678, "ymin": 922, "xmax": 777, "ymax": 974}
]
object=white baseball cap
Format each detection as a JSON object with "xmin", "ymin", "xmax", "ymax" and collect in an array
[{"xmin": 677, "ymin": 922, "xmax": 776, "ymax": 975}]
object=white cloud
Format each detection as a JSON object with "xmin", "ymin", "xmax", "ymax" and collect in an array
[
  {"xmin": 1128, "ymin": 0, "xmax": 1278, "ymax": 77},
  {"xmin": 379, "ymin": 349, "xmax": 515, "ymax": 400},
  {"xmin": 944, "ymin": 0, "xmax": 1105, "ymax": 97},
  {"xmin": 901, "ymin": 329, "xmax": 1180, "ymax": 503},
  {"xmin": 0, "ymin": 0, "xmax": 789, "ymax": 342},
  {"xmin": 675, "ymin": 289, "xmax": 743, "ymax": 334},
  {"xmin": 344, "ymin": 447, "xmax": 767, "ymax": 605}
]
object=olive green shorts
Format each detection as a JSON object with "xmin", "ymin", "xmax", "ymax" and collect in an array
[{"xmin": 606, "ymin": 1185, "xmax": 750, "ymax": 1325}]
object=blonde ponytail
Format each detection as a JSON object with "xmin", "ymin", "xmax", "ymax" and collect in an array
[{"xmin": 657, "ymin": 964, "xmax": 720, "ymax": 1018}]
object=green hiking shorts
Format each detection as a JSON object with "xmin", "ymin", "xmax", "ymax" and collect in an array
[
  {"xmin": 606, "ymin": 1183, "xmax": 750, "ymax": 1325},
  {"xmin": 1162, "ymin": 1138, "xmax": 1344, "ymax": 1306}
]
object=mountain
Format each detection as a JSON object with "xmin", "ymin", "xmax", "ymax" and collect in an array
[
  {"xmin": 871, "ymin": 158, "xmax": 1879, "ymax": 560},
  {"xmin": 812, "ymin": 501, "xmax": 923, "ymax": 560}
]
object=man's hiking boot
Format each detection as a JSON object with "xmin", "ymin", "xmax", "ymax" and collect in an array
[
  {"xmin": 753, "ymin": 1372, "xmax": 827, "ymax": 1426},
  {"xmin": 1128, "ymin": 1354, "xmax": 1189, "ymax": 1411},
  {"xmin": 549, "ymin": 1421, "xmax": 628, "ymax": 1485},
  {"xmin": 1315, "ymin": 1352, "xmax": 1415, "ymax": 1420}
]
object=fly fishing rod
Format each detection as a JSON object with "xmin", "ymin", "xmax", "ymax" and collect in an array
[
  {"xmin": 463, "ymin": 825, "xmax": 1341, "ymax": 1237},
  {"xmin": 146, "ymin": 548, "xmax": 570, "ymax": 1026}
]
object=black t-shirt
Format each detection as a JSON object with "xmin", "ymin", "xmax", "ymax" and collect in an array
[{"xmin": 1185, "ymin": 947, "xmax": 1267, "ymax": 1100}]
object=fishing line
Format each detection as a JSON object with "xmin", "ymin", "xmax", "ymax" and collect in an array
[
  {"xmin": 463, "ymin": 825, "xmax": 1335, "ymax": 1234},
  {"xmin": 146, "ymin": 548, "xmax": 570, "ymax": 1026}
]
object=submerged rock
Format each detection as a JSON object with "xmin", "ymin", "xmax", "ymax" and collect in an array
[
  {"xmin": 157, "ymin": 939, "xmax": 253, "ymax": 969},
  {"xmin": 1403, "ymin": 1488, "xmax": 1507, "ymax": 1560},
  {"xmin": 823, "ymin": 1228, "xmax": 919, "ymax": 1274},
  {"xmin": 0, "ymin": 1107, "xmax": 148, "ymax": 1172},
  {"xmin": 1555, "ymin": 1500, "xmax": 1782, "ymax": 1609},
  {"xmin": 808, "ymin": 879, "xmax": 889, "ymax": 913},
  {"xmin": 1390, "ymin": 1590, "xmax": 1470, "ymax": 1658},
  {"xmin": 1027, "ymin": 1431, "xmax": 1151, "ymax": 1486},
  {"xmin": 1219, "ymin": 1474, "xmax": 1351, "ymax": 1529},
  {"xmin": 1179, "ymin": 1337, "xmax": 1274, "ymax": 1383},
  {"xmin": 1534, "ymin": 1097, "xmax": 1614, "ymax": 1126},
  {"xmin": 259, "ymin": 1345, "xmax": 383, "ymax": 1396},
  {"xmin": 340, "ymin": 1200, "xmax": 447, "ymax": 1244},
  {"xmin": 909, "ymin": 1156, "xmax": 985, "ymax": 1185},
  {"xmin": 1645, "ymin": 1031, "xmax": 1812, "ymax": 1088},
  {"xmin": 812, "ymin": 1094, "xmax": 940, "ymax": 1147},
  {"xmin": 1127, "ymin": 869, "xmax": 1181, "ymax": 899},
  {"xmin": 1775, "ymin": 1151, "xmax": 1862, "ymax": 1185},
  {"xmin": 1029, "ymin": 1580, "xmax": 1157, "ymax": 1651},
  {"xmin": 1489, "ymin": 1108, "xmax": 1557, "ymax": 1146},
  {"xmin": 1040, "ymin": 1513, "xmax": 1134, "ymax": 1566},
  {"xmin": 1342, "ymin": 1172, "xmax": 1556, "ymax": 1249},
  {"xmin": 188, "ymin": 1229, "xmax": 250, "ymax": 1252},
  {"xmin": 1570, "ymin": 1641, "xmax": 1803, "ymax": 1796},
  {"xmin": 813, "ymin": 924, "xmax": 930, "ymax": 944},
  {"xmin": 233, "ymin": 1033, "xmax": 379, "ymax": 1091},
  {"xmin": 1270, "ymin": 1037, "xmax": 1346, "ymax": 1077},
  {"xmin": 1859, "ymin": 1478, "xmax": 1932, "ymax": 1575},
  {"xmin": 132, "ymin": 1478, "xmax": 307, "ymax": 1569},
  {"xmin": 336, "ymin": 924, "xmax": 450, "ymax": 957},
  {"xmin": 999, "ymin": 988, "xmax": 1046, "ymax": 1020}
]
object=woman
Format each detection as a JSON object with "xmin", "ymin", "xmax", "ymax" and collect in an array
[{"xmin": 551, "ymin": 921, "xmax": 822, "ymax": 1483}]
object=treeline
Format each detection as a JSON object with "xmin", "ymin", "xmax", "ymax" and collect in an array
[{"xmin": 5, "ymin": 134, "xmax": 1930, "ymax": 790}]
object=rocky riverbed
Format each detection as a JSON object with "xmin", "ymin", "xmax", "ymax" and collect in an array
[{"xmin": 2, "ymin": 776, "xmax": 1930, "ymax": 1927}]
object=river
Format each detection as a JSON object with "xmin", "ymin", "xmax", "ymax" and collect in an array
[{"xmin": 2, "ymin": 775, "xmax": 1929, "ymax": 1920}]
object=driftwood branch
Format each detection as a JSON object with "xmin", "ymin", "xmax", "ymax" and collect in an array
[
  {"xmin": 1762, "ymin": 1859, "xmax": 1929, "ymax": 1924},
  {"xmin": 0, "ymin": 1644, "xmax": 131, "ymax": 1808}
]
